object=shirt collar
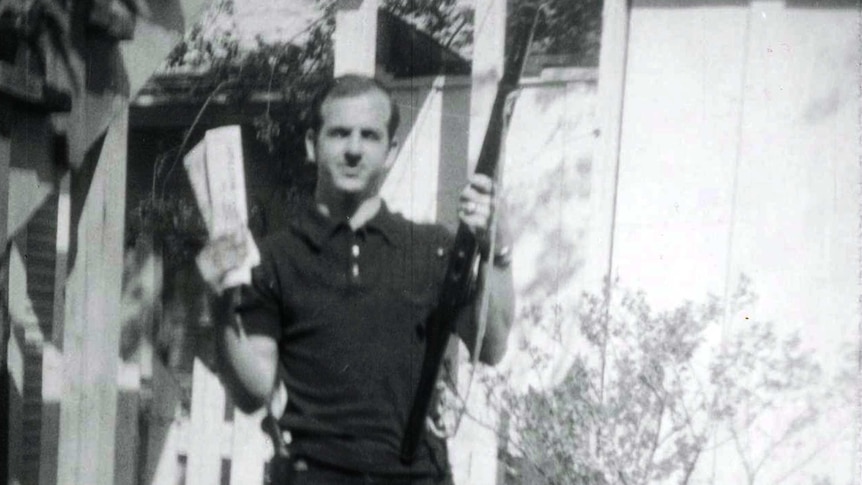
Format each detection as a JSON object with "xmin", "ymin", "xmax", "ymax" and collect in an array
[
  {"xmin": 289, "ymin": 200, "xmax": 405, "ymax": 249},
  {"xmin": 365, "ymin": 201, "xmax": 405, "ymax": 247}
]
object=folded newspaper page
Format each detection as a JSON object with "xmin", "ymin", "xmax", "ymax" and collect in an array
[{"xmin": 183, "ymin": 125, "xmax": 260, "ymax": 292}]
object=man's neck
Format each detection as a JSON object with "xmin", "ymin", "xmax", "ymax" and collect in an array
[{"xmin": 315, "ymin": 193, "xmax": 382, "ymax": 231}]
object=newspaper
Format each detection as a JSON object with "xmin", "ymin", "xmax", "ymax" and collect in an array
[{"xmin": 183, "ymin": 125, "xmax": 260, "ymax": 292}]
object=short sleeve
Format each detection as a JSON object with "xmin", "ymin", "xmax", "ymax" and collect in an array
[{"xmin": 235, "ymin": 239, "xmax": 283, "ymax": 341}]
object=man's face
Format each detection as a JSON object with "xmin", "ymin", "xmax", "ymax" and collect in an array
[{"xmin": 307, "ymin": 89, "xmax": 397, "ymax": 200}]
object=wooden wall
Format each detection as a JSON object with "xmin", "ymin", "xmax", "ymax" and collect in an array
[
  {"xmin": 2, "ymin": 0, "xmax": 211, "ymax": 483},
  {"xmin": 610, "ymin": 1, "xmax": 860, "ymax": 483}
]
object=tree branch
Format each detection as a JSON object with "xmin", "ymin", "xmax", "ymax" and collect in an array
[
  {"xmin": 728, "ymin": 422, "xmax": 756, "ymax": 485},
  {"xmin": 641, "ymin": 398, "xmax": 666, "ymax": 484},
  {"xmin": 749, "ymin": 406, "xmax": 817, "ymax": 478},
  {"xmin": 679, "ymin": 445, "xmax": 702, "ymax": 485},
  {"xmin": 769, "ymin": 429, "xmax": 851, "ymax": 484}
]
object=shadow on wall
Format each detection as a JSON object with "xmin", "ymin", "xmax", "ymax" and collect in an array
[
  {"xmin": 496, "ymin": 79, "xmax": 597, "ymax": 387},
  {"xmin": 802, "ymin": 46, "xmax": 858, "ymax": 124}
]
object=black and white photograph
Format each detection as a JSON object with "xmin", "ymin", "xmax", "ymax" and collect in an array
[{"xmin": 1, "ymin": 0, "xmax": 859, "ymax": 484}]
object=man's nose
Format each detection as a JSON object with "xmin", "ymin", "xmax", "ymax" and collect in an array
[
  {"xmin": 345, "ymin": 132, "xmax": 362, "ymax": 156},
  {"xmin": 344, "ymin": 133, "xmax": 362, "ymax": 164}
]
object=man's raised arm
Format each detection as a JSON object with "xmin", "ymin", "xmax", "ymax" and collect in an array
[{"xmin": 454, "ymin": 174, "xmax": 515, "ymax": 365}]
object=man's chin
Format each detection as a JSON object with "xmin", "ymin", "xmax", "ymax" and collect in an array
[{"xmin": 333, "ymin": 181, "xmax": 370, "ymax": 197}]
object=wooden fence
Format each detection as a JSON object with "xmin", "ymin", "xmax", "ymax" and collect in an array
[
  {"xmin": 129, "ymin": 244, "xmax": 277, "ymax": 485},
  {"xmin": 7, "ymin": 233, "xmax": 279, "ymax": 485},
  {"xmin": 145, "ymin": 356, "xmax": 274, "ymax": 485}
]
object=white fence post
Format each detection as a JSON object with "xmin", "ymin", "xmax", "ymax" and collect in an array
[
  {"xmin": 229, "ymin": 407, "xmax": 271, "ymax": 484},
  {"xmin": 186, "ymin": 355, "xmax": 228, "ymax": 485},
  {"xmin": 334, "ymin": 0, "xmax": 379, "ymax": 77}
]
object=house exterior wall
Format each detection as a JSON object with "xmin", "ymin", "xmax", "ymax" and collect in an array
[
  {"xmin": 611, "ymin": 2, "xmax": 859, "ymax": 483},
  {"xmin": 496, "ymin": 71, "xmax": 599, "ymax": 387}
]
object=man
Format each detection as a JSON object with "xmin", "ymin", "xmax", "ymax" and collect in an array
[{"xmin": 214, "ymin": 74, "xmax": 514, "ymax": 484}]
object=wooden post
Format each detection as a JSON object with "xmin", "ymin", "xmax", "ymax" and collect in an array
[
  {"xmin": 229, "ymin": 407, "xmax": 269, "ymax": 484},
  {"xmin": 141, "ymin": 239, "xmax": 177, "ymax": 485},
  {"xmin": 186, "ymin": 340, "xmax": 228, "ymax": 485},
  {"xmin": 449, "ymin": 1, "xmax": 506, "ymax": 484},
  {"xmin": 584, "ymin": 0, "xmax": 630, "ymax": 464},
  {"xmin": 466, "ymin": 0, "xmax": 506, "ymax": 173},
  {"xmin": 143, "ymin": 360, "xmax": 185, "ymax": 485},
  {"xmin": 57, "ymin": 103, "xmax": 128, "ymax": 485},
  {"xmin": 584, "ymin": 0, "xmax": 630, "ymax": 291},
  {"xmin": 39, "ymin": 175, "xmax": 70, "ymax": 485},
  {"xmin": 380, "ymin": 77, "xmax": 446, "ymax": 224},
  {"xmin": 334, "ymin": 0, "xmax": 379, "ymax": 76}
]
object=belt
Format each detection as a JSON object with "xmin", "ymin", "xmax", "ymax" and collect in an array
[{"xmin": 273, "ymin": 455, "xmax": 448, "ymax": 485}]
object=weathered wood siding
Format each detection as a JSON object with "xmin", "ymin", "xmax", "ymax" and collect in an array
[{"xmin": 610, "ymin": 2, "xmax": 860, "ymax": 483}]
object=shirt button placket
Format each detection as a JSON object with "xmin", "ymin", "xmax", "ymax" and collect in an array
[{"xmin": 350, "ymin": 241, "xmax": 361, "ymax": 285}]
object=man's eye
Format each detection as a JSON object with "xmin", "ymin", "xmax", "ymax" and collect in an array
[
  {"xmin": 329, "ymin": 128, "xmax": 350, "ymax": 138},
  {"xmin": 361, "ymin": 130, "xmax": 381, "ymax": 141}
]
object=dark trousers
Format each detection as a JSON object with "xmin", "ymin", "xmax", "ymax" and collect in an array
[{"xmin": 271, "ymin": 455, "xmax": 454, "ymax": 485}]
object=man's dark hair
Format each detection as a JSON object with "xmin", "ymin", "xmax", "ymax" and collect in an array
[{"xmin": 308, "ymin": 74, "xmax": 401, "ymax": 141}]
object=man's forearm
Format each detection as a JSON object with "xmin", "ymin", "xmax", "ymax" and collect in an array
[
  {"xmin": 476, "ymin": 262, "xmax": 515, "ymax": 365},
  {"xmin": 212, "ymin": 291, "xmax": 278, "ymax": 412},
  {"xmin": 457, "ymin": 261, "xmax": 515, "ymax": 366}
]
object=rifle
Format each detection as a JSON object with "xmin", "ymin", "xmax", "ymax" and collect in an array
[{"xmin": 400, "ymin": 4, "xmax": 541, "ymax": 464}]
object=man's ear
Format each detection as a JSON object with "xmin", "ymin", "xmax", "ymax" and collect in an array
[
  {"xmin": 304, "ymin": 129, "xmax": 317, "ymax": 162},
  {"xmin": 384, "ymin": 137, "xmax": 399, "ymax": 169}
]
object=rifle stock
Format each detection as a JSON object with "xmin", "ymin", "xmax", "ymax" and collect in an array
[{"xmin": 400, "ymin": 4, "xmax": 540, "ymax": 464}]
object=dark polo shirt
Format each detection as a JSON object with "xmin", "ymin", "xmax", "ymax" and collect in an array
[{"xmin": 237, "ymin": 201, "xmax": 454, "ymax": 476}]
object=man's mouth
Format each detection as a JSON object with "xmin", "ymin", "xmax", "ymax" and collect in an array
[{"xmin": 340, "ymin": 166, "xmax": 361, "ymax": 177}]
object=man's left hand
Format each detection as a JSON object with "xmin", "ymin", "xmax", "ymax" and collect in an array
[{"xmin": 458, "ymin": 174, "xmax": 511, "ymax": 258}]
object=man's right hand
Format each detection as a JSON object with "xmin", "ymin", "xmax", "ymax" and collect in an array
[{"xmin": 197, "ymin": 227, "xmax": 260, "ymax": 294}]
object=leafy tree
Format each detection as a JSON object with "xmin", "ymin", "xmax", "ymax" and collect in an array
[
  {"xmin": 162, "ymin": 0, "xmax": 240, "ymax": 70},
  {"xmin": 384, "ymin": 0, "xmax": 603, "ymax": 65},
  {"xmin": 522, "ymin": 0, "xmax": 602, "ymax": 65},
  {"xmin": 383, "ymin": 0, "xmax": 473, "ymax": 52},
  {"xmin": 453, "ymin": 276, "xmax": 846, "ymax": 485}
]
